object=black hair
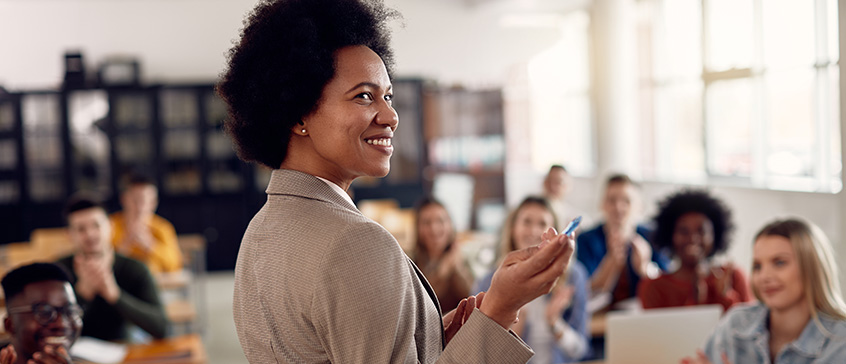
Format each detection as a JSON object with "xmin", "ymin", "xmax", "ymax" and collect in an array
[
  {"xmin": 652, "ymin": 189, "xmax": 734, "ymax": 257},
  {"xmin": 1, "ymin": 263, "xmax": 73, "ymax": 303},
  {"xmin": 63, "ymin": 193, "xmax": 106, "ymax": 220},
  {"xmin": 217, "ymin": 0, "xmax": 399, "ymax": 169},
  {"xmin": 549, "ymin": 165, "xmax": 567, "ymax": 173},
  {"xmin": 122, "ymin": 173, "xmax": 155, "ymax": 189}
]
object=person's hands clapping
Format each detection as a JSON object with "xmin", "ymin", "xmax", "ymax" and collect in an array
[
  {"xmin": 630, "ymin": 234, "xmax": 653, "ymax": 277},
  {"xmin": 480, "ymin": 227, "xmax": 574, "ymax": 329},
  {"xmin": 74, "ymin": 253, "xmax": 120, "ymax": 303},
  {"xmin": 545, "ymin": 284, "xmax": 575, "ymax": 326},
  {"xmin": 27, "ymin": 345, "xmax": 73, "ymax": 364},
  {"xmin": 0, "ymin": 345, "xmax": 17, "ymax": 364}
]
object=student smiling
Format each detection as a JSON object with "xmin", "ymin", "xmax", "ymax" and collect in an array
[{"xmin": 682, "ymin": 218, "xmax": 846, "ymax": 364}]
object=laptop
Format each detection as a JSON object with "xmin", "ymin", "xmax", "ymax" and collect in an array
[{"xmin": 605, "ymin": 304, "xmax": 723, "ymax": 364}]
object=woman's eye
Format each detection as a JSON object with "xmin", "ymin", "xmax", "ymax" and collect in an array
[
  {"xmin": 774, "ymin": 259, "xmax": 786, "ymax": 266},
  {"xmin": 752, "ymin": 263, "xmax": 761, "ymax": 271},
  {"xmin": 384, "ymin": 94, "xmax": 393, "ymax": 102},
  {"xmin": 357, "ymin": 93, "xmax": 373, "ymax": 101}
]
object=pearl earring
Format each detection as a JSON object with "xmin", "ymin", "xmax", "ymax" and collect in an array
[{"xmin": 301, "ymin": 129, "xmax": 306, "ymax": 133}]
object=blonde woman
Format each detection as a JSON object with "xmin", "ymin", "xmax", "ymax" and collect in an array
[
  {"xmin": 474, "ymin": 197, "xmax": 590, "ymax": 363},
  {"xmin": 682, "ymin": 218, "xmax": 846, "ymax": 364}
]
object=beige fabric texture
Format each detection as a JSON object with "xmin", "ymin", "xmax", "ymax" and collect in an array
[{"xmin": 233, "ymin": 169, "xmax": 532, "ymax": 363}]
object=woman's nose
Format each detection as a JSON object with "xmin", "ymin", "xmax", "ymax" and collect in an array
[{"xmin": 375, "ymin": 100, "xmax": 399, "ymax": 131}]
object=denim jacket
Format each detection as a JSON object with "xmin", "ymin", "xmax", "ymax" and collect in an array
[{"xmin": 704, "ymin": 303, "xmax": 846, "ymax": 364}]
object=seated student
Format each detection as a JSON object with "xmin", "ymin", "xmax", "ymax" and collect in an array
[
  {"xmin": 577, "ymin": 174, "xmax": 669, "ymax": 308},
  {"xmin": 475, "ymin": 197, "xmax": 590, "ymax": 363},
  {"xmin": 1, "ymin": 263, "xmax": 82, "ymax": 364},
  {"xmin": 111, "ymin": 175, "xmax": 183, "ymax": 273},
  {"xmin": 639, "ymin": 190, "xmax": 751, "ymax": 311},
  {"xmin": 543, "ymin": 165, "xmax": 589, "ymax": 229},
  {"xmin": 56, "ymin": 194, "xmax": 168, "ymax": 341},
  {"xmin": 411, "ymin": 197, "xmax": 473, "ymax": 313},
  {"xmin": 682, "ymin": 218, "xmax": 846, "ymax": 364}
]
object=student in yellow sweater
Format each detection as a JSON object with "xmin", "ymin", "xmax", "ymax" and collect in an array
[{"xmin": 110, "ymin": 175, "xmax": 183, "ymax": 273}]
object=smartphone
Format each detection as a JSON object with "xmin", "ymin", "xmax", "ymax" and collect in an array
[{"xmin": 562, "ymin": 216, "xmax": 582, "ymax": 236}]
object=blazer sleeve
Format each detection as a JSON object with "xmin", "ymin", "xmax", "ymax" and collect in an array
[{"xmin": 310, "ymin": 222, "xmax": 532, "ymax": 364}]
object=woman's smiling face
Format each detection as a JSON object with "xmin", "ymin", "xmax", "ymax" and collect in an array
[
  {"xmin": 752, "ymin": 234, "xmax": 806, "ymax": 312},
  {"xmin": 298, "ymin": 45, "xmax": 399, "ymax": 187}
]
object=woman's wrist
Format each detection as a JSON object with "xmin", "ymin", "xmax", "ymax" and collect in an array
[{"xmin": 479, "ymin": 299, "xmax": 518, "ymax": 329}]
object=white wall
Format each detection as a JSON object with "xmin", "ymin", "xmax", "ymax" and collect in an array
[
  {"xmin": 2, "ymin": 0, "xmax": 845, "ymax": 286},
  {"xmin": 0, "ymin": 0, "xmax": 565, "ymax": 89}
]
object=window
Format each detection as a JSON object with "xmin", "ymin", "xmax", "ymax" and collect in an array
[
  {"xmin": 638, "ymin": 0, "xmax": 841, "ymax": 192},
  {"xmin": 525, "ymin": 10, "xmax": 595, "ymax": 176}
]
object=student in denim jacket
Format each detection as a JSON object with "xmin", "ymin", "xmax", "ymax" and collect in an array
[{"xmin": 682, "ymin": 218, "xmax": 846, "ymax": 364}]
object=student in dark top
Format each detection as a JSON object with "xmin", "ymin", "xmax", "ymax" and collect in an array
[
  {"xmin": 1, "ymin": 263, "xmax": 81, "ymax": 364},
  {"xmin": 576, "ymin": 174, "xmax": 670, "ymax": 308},
  {"xmin": 55, "ymin": 195, "xmax": 168, "ymax": 341}
]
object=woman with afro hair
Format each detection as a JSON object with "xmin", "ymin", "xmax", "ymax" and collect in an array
[
  {"xmin": 219, "ymin": 1, "xmax": 575, "ymax": 363},
  {"xmin": 638, "ymin": 190, "xmax": 751, "ymax": 311}
]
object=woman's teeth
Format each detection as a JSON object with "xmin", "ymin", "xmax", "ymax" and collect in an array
[
  {"xmin": 44, "ymin": 336, "xmax": 68, "ymax": 345},
  {"xmin": 366, "ymin": 138, "xmax": 391, "ymax": 146}
]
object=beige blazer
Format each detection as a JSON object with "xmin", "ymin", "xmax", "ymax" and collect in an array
[{"xmin": 233, "ymin": 169, "xmax": 532, "ymax": 363}]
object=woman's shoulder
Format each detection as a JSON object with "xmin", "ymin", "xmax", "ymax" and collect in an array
[{"xmin": 719, "ymin": 302, "xmax": 767, "ymax": 332}]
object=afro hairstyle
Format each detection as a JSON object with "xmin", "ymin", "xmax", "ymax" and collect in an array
[
  {"xmin": 217, "ymin": 0, "xmax": 399, "ymax": 169},
  {"xmin": 652, "ymin": 189, "xmax": 734, "ymax": 258}
]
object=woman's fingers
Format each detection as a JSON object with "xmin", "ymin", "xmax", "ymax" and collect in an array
[{"xmin": 475, "ymin": 291, "xmax": 485, "ymax": 309}]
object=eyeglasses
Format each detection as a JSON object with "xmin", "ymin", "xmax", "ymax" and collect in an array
[{"xmin": 7, "ymin": 303, "xmax": 83, "ymax": 326}]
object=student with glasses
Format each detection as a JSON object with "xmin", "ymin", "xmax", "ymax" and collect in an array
[{"xmin": 1, "ymin": 262, "xmax": 82, "ymax": 364}]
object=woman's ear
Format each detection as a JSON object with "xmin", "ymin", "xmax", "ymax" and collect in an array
[
  {"xmin": 4, "ymin": 315, "xmax": 14, "ymax": 335},
  {"xmin": 294, "ymin": 123, "xmax": 308, "ymax": 136}
]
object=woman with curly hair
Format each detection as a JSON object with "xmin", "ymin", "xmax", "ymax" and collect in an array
[
  {"xmin": 638, "ymin": 189, "xmax": 751, "ymax": 311},
  {"xmin": 219, "ymin": 1, "xmax": 575, "ymax": 363}
]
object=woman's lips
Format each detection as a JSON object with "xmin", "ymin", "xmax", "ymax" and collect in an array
[{"xmin": 762, "ymin": 287, "xmax": 782, "ymax": 296}]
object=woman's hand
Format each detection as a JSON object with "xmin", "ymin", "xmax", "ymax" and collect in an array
[
  {"xmin": 443, "ymin": 292, "xmax": 484, "ymax": 345},
  {"xmin": 480, "ymin": 228, "xmax": 574, "ymax": 329},
  {"xmin": 680, "ymin": 350, "xmax": 731, "ymax": 364},
  {"xmin": 630, "ymin": 235, "xmax": 653, "ymax": 278},
  {"xmin": 712, "ymin": 264, "xmax": 734, "ymax": 297},
  {"xmin": 0, "ymin": 345, "xmax": 16, "ymax": 364},
  {"xmin": 545, "ymin": 284, "xmax": 575, "ymax": 326}
]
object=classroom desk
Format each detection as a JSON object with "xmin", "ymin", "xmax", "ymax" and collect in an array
[{"xmin": 121, "ymin": 334, "xmax": 206, "ymax": 364}]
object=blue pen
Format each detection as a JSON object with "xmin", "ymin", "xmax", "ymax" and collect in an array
[{"xmin": 563, "ymin": 216, "xmax": 582, "ymax": 236}]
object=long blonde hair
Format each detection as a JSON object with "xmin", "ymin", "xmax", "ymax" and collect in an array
[{"xmin": 753, "ymin": 218, "xmax": 846, "ymax": 322}]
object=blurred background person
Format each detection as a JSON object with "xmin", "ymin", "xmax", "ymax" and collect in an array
[
  {"xmin": 683, "ymin": 218, "xmax": 846, "ymax": 364},
  {"xmin": 639, "ymin": 189, "xmax": 750, "ymax": 311},
  {"xmin": 411, "ymin": 197, "xmax": 473, "ymax": 313},
  {"xmin": 1, "ymin": 263, "xmax": 81, "ymax": 364},
  {"xmin": 475, "ymin": 196, "xmax": 590, "ymax": 364},
  {"xmin": 110, "ymin": 174, "xmax": 183, "ymax": 273},
  {"xmin": 577, "ymin": 174, "xmax": 669, "ymax": 310},
  {"xmin": 57, "ymin": 195, "xmax": 168, "ymax": 341},
  {"xmin": 542, "ymin": 165, "xmax": 590, "ymax": 230}
]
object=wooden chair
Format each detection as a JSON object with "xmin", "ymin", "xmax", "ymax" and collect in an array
[{"xmin": 30, "ymin": 227, "xmax": 74, "ymax": 261}]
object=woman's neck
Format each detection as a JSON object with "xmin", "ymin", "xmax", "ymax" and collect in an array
[
  {"xmin": 769, "ymin": 302, "xmax": 811, "ymax": 343},
  {"xmin": 672, "ymin": 262, "xmax": 701, "ymax": 281}
]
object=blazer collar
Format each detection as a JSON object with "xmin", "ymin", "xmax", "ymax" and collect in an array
[{"xmin": 266, "ymin": 169, "xmax": 359, "ymax": 212}]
